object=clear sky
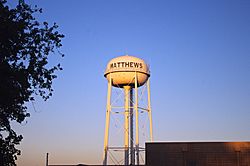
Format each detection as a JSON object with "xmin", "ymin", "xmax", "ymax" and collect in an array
[{"xmin": 6, "ymin": 0, "xmax": 250, "ymax": 165}]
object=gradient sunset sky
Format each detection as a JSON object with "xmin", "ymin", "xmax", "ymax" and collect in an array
[{"xmin": 6, "ymin": 0, "xmax": 250, "ymax": 165}]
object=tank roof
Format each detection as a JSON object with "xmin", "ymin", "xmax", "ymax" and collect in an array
[{"xmin": 104, "ymin": 55, "xmax": 150, "ymax": 77}]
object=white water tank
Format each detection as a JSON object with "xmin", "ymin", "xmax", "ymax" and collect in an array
[{"xmin": 104, "ymin": 55, "xmax": 150, "ymax": 88}]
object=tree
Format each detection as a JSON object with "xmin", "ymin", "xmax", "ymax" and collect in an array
[{"xmin": 0, "ymin": 0, "xmax": 64, "ymax": 165}]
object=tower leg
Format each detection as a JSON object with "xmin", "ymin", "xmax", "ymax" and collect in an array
[
  {"xmin": 134, "ymin": 72, "xmax": 140, "ymax": 165},
  {"xmin": 103, "ymin": 77, "xmax": 112, "ymax": 165},
  {"xmin": 147, "ymin": 78, "xmax": 153, "ymax": 142},
  {"xmin": 130, "ymin": 89, "xmax": 135, "ymax": 165},
  {"xmin": 124, "ymin": 86, "xmax": 130, "ymax": 165}
]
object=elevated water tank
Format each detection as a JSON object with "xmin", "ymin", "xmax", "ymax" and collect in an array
[{"xmin": 104, "ymin": 55, "xmax": 150, "ymax": 87}]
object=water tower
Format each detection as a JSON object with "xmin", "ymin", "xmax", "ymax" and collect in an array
[{"xmin": 103, "ymin": 55, "xmax": 153, "ymax": 165}]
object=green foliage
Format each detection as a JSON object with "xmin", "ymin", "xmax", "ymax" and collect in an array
[{"xmin": 0, "ymin": 0, "xmax": 64, "ymax": 165}]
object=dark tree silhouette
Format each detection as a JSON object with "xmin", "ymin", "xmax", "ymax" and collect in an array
[{"xmin": 0, "ymin": 0, "xmax": 64, "ymax": 165}]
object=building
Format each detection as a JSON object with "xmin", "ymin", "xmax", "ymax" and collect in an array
[{"xmin": 146, "ymin": 142, "xmax": 250, "ymax": 166}]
